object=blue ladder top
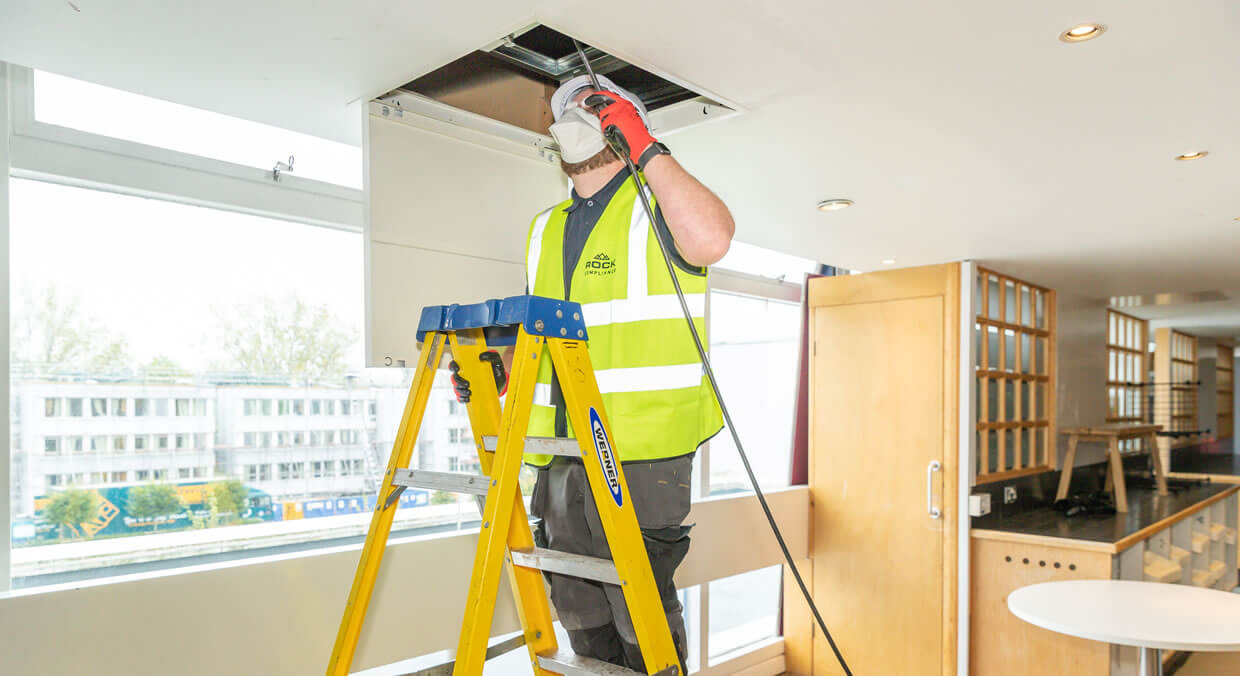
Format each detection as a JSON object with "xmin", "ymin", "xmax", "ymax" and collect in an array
[{"xmin": 416, "ymin": 295, "xmax": 589, "ymax": 346}]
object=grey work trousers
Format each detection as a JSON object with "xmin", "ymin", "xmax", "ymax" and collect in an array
[{"xmin": 529, "ymin": 455, "xmax": 694, "ymax": 672}]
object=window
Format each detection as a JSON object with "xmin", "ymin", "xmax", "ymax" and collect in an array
[
  {"xmin": 134, "ymin": 398, "xmax": 150, "ymax": 416},
  {"xmin": 339, "ymin": 460, "xmax": 351, "ymax": 477},
  {"xmin": 311, "ymin": 400, "xmax": 322, "ymax": 415},
  {"xmin": 243, "ymin": 432, "xmax": 257, "ymax": 447},
  {"xmin": 46, "ymin": 475, "xmax": 62, "ymax": 487},
  {"xmin": 111, "ymin": 471, "xmax": 128, "ymax": 483},
  {"xmin": 153, "ymin": 469, "xmax": 168, "ymax": 481},
  {"xmin": 247, "ymin": 465, "xmax": 259, "ymax": 482},
  {"xmin": 154, "ymin": 399, "xmax": 170, "ymax": 416},
  {"xmin": 293, "ymin": 431, "xmax": 305, "ymax": 446},
  {"xmin": 134, "ymin": 436, "xmax": 148, "ymax": 451},
  {"xmin": 261, "ymin": 432, "xmax": 272, "ymax": 448},
  {"xmin": 340, "ymin": 400, "xmax": 351, "ymax": 415},
  {"xmin": 313, "ymin": 461, "xmax": 324, "ymax": 478},
  {"xmin": 261, "ymin": 399, "xmax": 273, "ymax": 416},
  {"xmin": 111, "ymin": 398, "xmax": 128, "ymax": 416},
  {"xmin": 91, "ymin": 398, "xmax": 108, "ymax": 416},
  {"xmin": 43, "ymin": 438, "xmax": 60, "ymax": 454},
  {"xmin": 324, "ymin": 461, "xmax": 336, "ymax": 478},
  {"xmin": 293, "ymin": 400, "xmax": 305, "ymax": 416},
  {"xmin": 176, "ymin": 434, "xmax": 191, "ymax": 450},
  {"xmin": 175, "ymin": 398, "xmax": 191, "ymax": 416},
  {"xmin": 708, "ymin": 290, "xmax": 801, "ymax": 494},
  {"xmin": 194, "ymin": 399, "xmax": 207, "ymax": 416},
  {"xmin": 260, "ymin": 464, "xmax": 272, "ymax": 481},
  {"xmin": 279, "ymin": 463, "xmax": 292, "ymax": 480},
  {"xmin": 448, "ymin": 400, "xmax": 459, "ymax": 415},
  {"xmin": 310, "ymin": 431, "xmax": 322, "ymax": 446},
  {"xmin": 244, "ymin": 399, "xmax": 258, "ymax": 416},
  {"xmin": 67, "ymin": 398, "xmax": 84, "ymax": 417},
  {"xmin": 325, "ymin": 400, "xmax": 336, "ymax": 415},
  {"xmin": 278, "ymin": 400, "xmax": 291, "ymax": 416},
  {"xmin": 34, "ymin": 70, "xmax": 363, "ymax": 188},
  {"xmin": 156, "ymin": 435, "xmax": 170, "ymax": 450},
  {"xmin": 325, "ymin": 430, "xmax": 336, "ymax": 445},
  {"xmin": 974, "ymin": 267, "xmax": 1056, "ymax": 482},
  {"xmin": 89, "ymin": 472, "xmax": 107, "ymax": 484},
  {"xmin": 351, "ymin": 460, "xmax": 363, "ymax": 475},
  {"xmin": 44, "ymin": 398, "xmax": 61, "ymax": 417},
  {"xmin": 90, "ymin": 435, "xmax": 107, "ymax": 452},
  {"xmin": 277, "ymin": 432, "xmax": 290, "ymax": 447},
  {"xmin": 178, "ymin": 468, "xmax": 192, "ymax": 479},
  {"xmin": 292, "ymin": 463, "xmax": 305, "ymax": 479},
  {"xmin": 112, "ymin": 435, "xmax": 127, "ymax": 452},
  {"xmin": 708, "ymin": 565, "xmax": 782, "ymax": 659},
  {"xmin": 136, "ymin": 470, "xmax": 150, "ymax": 481},
  {"xmin": 67, "ymin": 436, "xmax": 84, "ymax": 453},
  {"xmin": 194, "ymin": 433, "xmax": 208, "ymax": 449},
  {"xmin": 193, "ymin": 467, "xmax": 207, "ymax": 478}
]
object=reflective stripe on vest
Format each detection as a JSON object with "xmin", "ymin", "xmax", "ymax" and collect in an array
[{"xmin": 523, "ymin": 174, "xmax": 723, "ymax": 465}]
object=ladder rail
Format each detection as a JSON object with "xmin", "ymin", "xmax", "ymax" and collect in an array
[
  {"xmin": 326, "ymin": 332, "xmax": 446, "ymax": 676},
  {"xmin": 448, "ymin": 330, "xmax": 558, "ymax": 674}
]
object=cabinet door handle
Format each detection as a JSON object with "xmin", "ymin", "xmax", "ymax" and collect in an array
[{"xmin": 927, "ymin": 460, "xmax": 942, "ymax": 519}]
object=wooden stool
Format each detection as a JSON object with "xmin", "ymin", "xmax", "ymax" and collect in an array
[{"xmin": 1055, "ymin": 423, "xmax": 1167, "ymax": 512}]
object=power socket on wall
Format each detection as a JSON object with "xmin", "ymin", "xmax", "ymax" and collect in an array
[{"xmin": 1003, "ymin": 486, "xmax": 1018, "ymax": 504}]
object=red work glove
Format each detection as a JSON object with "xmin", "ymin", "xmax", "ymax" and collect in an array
[{"xmin": 584, "ymin": 90, "xmax": 657, "ymax": 167}]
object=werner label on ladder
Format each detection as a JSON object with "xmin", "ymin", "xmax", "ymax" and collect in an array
[{"xmin": 326, "ymin": 295, "xmax": 682, "ymax": 676}]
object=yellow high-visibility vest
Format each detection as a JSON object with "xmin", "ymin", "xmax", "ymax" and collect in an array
[{"xmin": 523, "ymin": 174, "xmax": 723, "ymax": 466}]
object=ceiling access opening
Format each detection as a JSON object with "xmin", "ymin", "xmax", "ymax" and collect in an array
[{"xmin": 375, "ymin": 24, "xmax": 736, "ymax": 143}]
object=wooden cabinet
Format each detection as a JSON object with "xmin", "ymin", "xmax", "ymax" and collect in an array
[
  {"xmin": 972, "ymin": 488, "xmax": 1239, "ymax": 675},
  {"xmin": 796, "ymin": 264, "xmax": 961, "ymax": 675}
]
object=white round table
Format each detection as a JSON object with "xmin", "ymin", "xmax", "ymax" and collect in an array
[{"xmin": 1008, "ymin": 580, "xmax": 1240, "ymax": 676}]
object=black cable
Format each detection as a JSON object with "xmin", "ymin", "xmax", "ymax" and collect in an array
[
  {"xmin": 623, "ymin": 155, "xmax": 853, "ymax": 676},
  {"xmin": 572, "ymin": 39, "xmax": 852, "ymax": 675}
]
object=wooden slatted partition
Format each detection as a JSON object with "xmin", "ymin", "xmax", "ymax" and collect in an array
[
  {"xmin": 1219, "ymin": 343, "xmax": 1234, "ymax": 441},
  {"xmin": 975, "ymin": 267, "xmax": 1057, "ymax": 483},
  {"xmin": 1107, "ymin": 310, "xmax": 1149, "ymax": 453}
]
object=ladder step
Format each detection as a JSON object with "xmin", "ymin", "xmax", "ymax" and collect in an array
[
  {"xmin": 537, "ymin": 651, "xmax": 646, "ymax": 676},
  {"xmin": 392, "ymin": 469, "xmax": 490, "ymax": 495},
  {"xmin": 510, "ymin": 547, "xmax": 621, "ymax": 585},
  {"xmin": 482, "ymin": 435, "xmax": 581, "ymax": 458}
]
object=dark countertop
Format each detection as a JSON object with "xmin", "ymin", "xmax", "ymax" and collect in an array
[
  {"xmin": 971, "ymin": 482, "xmax": 1237, "ymax": 551},
  {"xmin": 1169, "ymin": 447, "xmax": 1240, "ymax": 476}
]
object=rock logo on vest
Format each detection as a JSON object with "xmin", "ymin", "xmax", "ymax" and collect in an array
[
  {"xmin": 584, "ymin": 252, "xmax": 617, "ymax": 276},
  {"xmin": 588, "ymin": 407, "xmax": 624, "ymax": 507}
]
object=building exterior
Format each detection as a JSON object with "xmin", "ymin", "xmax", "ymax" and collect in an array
[{"xmin": 10, "ymin": 367, "xmax": 480, "ymax": 517}]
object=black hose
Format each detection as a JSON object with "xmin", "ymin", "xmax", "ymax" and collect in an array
[{"xmin": 572, "ymin": 39, "xmax": 853, "ymax": 675}]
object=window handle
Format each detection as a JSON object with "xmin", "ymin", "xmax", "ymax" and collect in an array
[{"xmin": 927, "ymin": 460, "xmax": 942, "ymax": 519}]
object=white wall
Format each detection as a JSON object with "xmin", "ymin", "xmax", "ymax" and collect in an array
[
  {"xmin": 1054, "ymin": 292, "xmax": 1110, "ymax": 468},
  {"xmin": 0, "ymin": 487, "xmax": 807, "ymax": 675}
]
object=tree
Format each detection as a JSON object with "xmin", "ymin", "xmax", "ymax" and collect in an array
[
  {"xmin": 10, "ymin": 285, "xmax": 131, "ymax": 372},
  {"xmin": 127, "ymin": 484, "xmax": 184, "ymax": 531},
  {"xmin": 215, "ymin": 297, "xmax": 354, "ymax": 380},
  {"xmin": 44, "ymin": 489, "xmax": 99, "ymax": 542},
  {"xmin": 209, "ymin": 479, "xmax": 250, "ymax": 519}
]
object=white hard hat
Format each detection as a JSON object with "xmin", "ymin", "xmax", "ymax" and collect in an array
[{"xmin": 550, "ymin": 74, "xmax": 651, "ymax": 129}]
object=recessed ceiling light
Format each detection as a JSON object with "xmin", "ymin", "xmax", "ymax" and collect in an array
[
  {"xmin": 817, "ymin": 199, "xmax": 854, "ymax": 212},
  {"xmin": 1175, "ymin": 151, "xmax": 1208, "ymax": 161},
  {"xmin": 881, "ymin": 259, "xmax": 896, "ymax": 266},
  {"xmin": 1059, "ymin": 23, "xmax": 1106, "ymax": 43}
]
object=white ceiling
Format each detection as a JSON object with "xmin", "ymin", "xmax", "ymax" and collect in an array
[{"xmin": 3, "ymin": 0, "xmax": 1238, "ymax": 338}]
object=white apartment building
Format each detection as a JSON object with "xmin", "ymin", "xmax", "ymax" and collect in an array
[
  {"xmin": 10, "ymin": 368, "xmax": 482, "ymax": 517},
  {"xmin": 11, "ymin": 378, "xmax": 216, "ymax": 515}
]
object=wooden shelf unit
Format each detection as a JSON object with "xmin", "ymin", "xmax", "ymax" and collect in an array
[
  {"xmin": 975, "ymin": 267, "xmax": 1056, "ymax": 483},
  {"xmin": 1106, "ymin": 310, "xmax": 1149, "ymax": 453},
  {"xmin": 1153, "ymin": 329, "xmax": 1201, "ymax": 465}
]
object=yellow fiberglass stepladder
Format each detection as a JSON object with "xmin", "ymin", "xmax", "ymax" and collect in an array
[{"xmin": 326, "ymin": 294, "xmax": 681, "ymax": 676}]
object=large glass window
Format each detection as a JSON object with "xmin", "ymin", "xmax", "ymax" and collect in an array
[
  {"xmin": 33, "ymin": 71, "xmax": 362, "ymax": 189},
  {"xmin": 707, "ymin": 290, "xmax": 802, "ymax": 494},
  {"xmin": 8, "ymin": 178, "xmax": 477, "ymax": 588}
]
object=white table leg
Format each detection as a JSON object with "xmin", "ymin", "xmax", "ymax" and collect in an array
[{"xmin": 1139, "ymin": 646, "xmax": 1162, "ymax": 676}]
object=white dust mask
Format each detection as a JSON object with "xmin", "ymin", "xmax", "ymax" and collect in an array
[{"xmin": 549, "ymin": 107, "xmax": 606, "ymax": 163}]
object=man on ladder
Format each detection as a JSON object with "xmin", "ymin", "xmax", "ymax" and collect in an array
[{"xmin": 450, "ymin": 75, "xmax": 735, "ymax": 672}]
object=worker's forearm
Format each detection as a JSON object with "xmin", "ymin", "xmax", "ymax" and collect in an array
[{"xmin": 641, "ymin": 154, "xmax": 735, "ymax": 267}]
